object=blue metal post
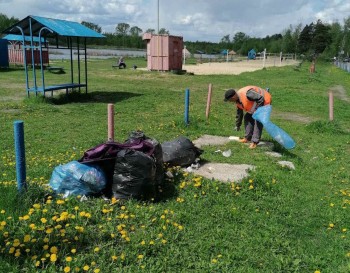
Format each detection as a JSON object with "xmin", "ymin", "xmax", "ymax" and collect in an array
[
  {"xmin": 184, "ymin": 88, "xmax": 190, "ymax": 126},
  {"xmin": 29, "ymin": 18, "xmax": 38, "ymax": 95},
  {"xmin": 14, "ymin": 121, "xmax": 27, "ymax": 192}
]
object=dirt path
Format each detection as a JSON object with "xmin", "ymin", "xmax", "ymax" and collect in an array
[{"xmin": 329, "ymin": 85, "xmax": 350, "ymax": 102}]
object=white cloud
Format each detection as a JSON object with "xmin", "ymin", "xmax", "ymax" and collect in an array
[{"xmin": 1, "ymin": 0, "xmax": 350, "ymax": 42}]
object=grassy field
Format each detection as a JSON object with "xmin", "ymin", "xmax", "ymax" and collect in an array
[{"xmin": 0, "ymin": 58, "xmax": 349, "ymax": 273}]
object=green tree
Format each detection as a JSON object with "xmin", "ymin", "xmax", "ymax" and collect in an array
[
  {"xmin": 220, "ymin": 35, "xmax": 230, "ymax": 44},
  {"xmin": 145, "ymin": 28, "xmax": 155, "ymax": 34},
  {"xmin": 158, "ymin": 28, "xmax": 169, "ymax": 35},
  {"xmin": 297, "ymin": 23, "xmax": 314, "ymax": 53},
  {"xmin": 312, "ymin": 19, "xmax": 331, "ymax": 54},
  {"xmin": 342, "ymin": 17, "xmax": 350, "ymax": 56},
  {"xmin": 281, "ymin": 24, "xmax": 300, "ymax": 53},
  {"xmin": 322, "ymin": 21, "xmax": 342, "ymax": 58},
  {"xmin": 81, "ymin": 21, "xmax": 102, "ymax": 33},
  {"xmin": 115, "ymin": 23, "xmax": 130, "ymax": 35},
  {"xmin": 232, "ymin": 32, "xmax": 249, "ymax": 53},
  {"xmin": 129, "ymin": 26, "xmax": 143, "ymax": 36},
  {"xmin": 0, "ymin": 13, "xmax": 19, "ymax": 32}
]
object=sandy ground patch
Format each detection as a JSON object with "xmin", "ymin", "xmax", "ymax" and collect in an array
[{"xmin": 183, "ymin": 58, "xmax": 299, "ymax": 75}]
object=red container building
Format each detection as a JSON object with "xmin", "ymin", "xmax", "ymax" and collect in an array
[{"xmin": 143, "ymin": 33, "xmax": 183, "ymax": 71}]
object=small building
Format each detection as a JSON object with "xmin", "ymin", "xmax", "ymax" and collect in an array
[
  {"xmin": 143, "ymin": 33, "xmax": 183, "ymax": 71},
  {"xmin": 3, "ymin": 34, "xmax": 49, "ymax": 66},
  {"xmin": 183, "ymin": 47, "xmax": 191, "ymax": 58}
]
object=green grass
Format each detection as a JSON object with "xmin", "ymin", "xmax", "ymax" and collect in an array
[{"xmin": 0, "ymin": 59, "xmax": 350, "ymax": 272}]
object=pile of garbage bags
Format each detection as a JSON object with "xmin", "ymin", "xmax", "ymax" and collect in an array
[{"xmin": 49, "ymin": 132, "xmax": 203, "ymax": 200}]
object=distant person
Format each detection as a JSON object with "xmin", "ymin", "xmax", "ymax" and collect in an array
[
  {"xmin": 224, "ymin": 86, "xmax": 272, "ymax": 149},
  {"xmin": 118, "ymin": 56, "xmax": 126, "ymax": 69}
]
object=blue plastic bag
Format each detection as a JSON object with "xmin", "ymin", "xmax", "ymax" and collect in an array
[
  {"xmin": 49, "ymin": 161, "xmax": 107, "ymax": 197},
  {"xmin": 252, "ymin": 105, "xmax": 296, "ymax": 149}
]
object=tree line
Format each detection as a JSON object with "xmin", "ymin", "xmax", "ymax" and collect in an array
[{"xmin": 1, "ymin": 13, "xmax": 350, "ymax": 60}]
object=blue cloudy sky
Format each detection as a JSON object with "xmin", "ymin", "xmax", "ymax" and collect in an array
[{"xmin": 1, "ymin": 0, "xmax": 350, "ymax": 42}]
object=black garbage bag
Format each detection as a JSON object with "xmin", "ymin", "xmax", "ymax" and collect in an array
[
  {"xmin": 126, "ymin": 131, "xmax": 164, "ymax": 187},
  {"xmin": 161, "ymin": 136, "xmax": 203, "ymax": 167},
  {"xmin": 112, "ymin": 149, "xmax": 156, "ymax": 200}
]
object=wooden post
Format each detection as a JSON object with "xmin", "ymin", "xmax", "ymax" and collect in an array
[
  {"xmin": 108, "ymin": 104, "xmax": 114, "ymax": 142},
  {"xmin": 329, "ymin": 91, "xmax": 334, "ymax": 121},
  {"xmin": 206, "ymin": 83, "xmax": 213, "ymax": 120}
]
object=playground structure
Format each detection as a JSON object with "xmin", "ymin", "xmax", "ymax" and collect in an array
[{"xmin": 2, "ymin": 15, "xmax": 104, "ymax": 96}]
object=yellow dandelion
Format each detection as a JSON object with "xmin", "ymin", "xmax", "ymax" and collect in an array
[
  {"xmin": 111, "ymin": 255, "xmax": 118, "ymax": 261},
  {"xmin": 94, "ymin": 269, "xmax": 100, "ymax": 273},
  {"xmin": 329, "ymin": 223, "xmax": 335, "ymax": 228},
  {"xmin": 137, "ymin": 254, "xmax": 144, "ymax": 259},
  {"xmin": 71, "ymin": 248, "xmax": 77, "ymax": 254},
  {"xmin": 94, "ymin": 247, "xmax": 100, "ymax": 252},
  {"xmin": 23, "ymin": 235, "xmax": 31, "ymax": 243},
  {"xmin": 50, "ymin": 253, "xmax": 57, "ymax": 262},
  {"xmin": 66, "ymin": 256, "xmax": 72, "ymax": 262},
  {"xmin": 211, "ymin": 258, "xmax": 218, "ymax": 263},
  {"xmin": 83, "ymin": 265, "xmax": 90, "ymax": 271},
  {"xmin": 64, "ymin": 266, "xmax": 71, "ymax": 273},
  {"xmin": 46, "ymin": 228, "xmax": 53, "ymax": 234},
  {"xmin": 50, "ymin": 246, "xmax": 58, "ymax": 254}
]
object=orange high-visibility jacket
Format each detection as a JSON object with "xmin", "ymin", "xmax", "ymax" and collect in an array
[{"xmin": 236, "ymin": 86, "xmax": 271, "ymax": 114}]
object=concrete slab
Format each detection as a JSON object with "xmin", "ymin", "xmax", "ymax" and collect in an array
[
  {"xmin": 193, "ymin": 134, "xmax": 232, "ymax": 148},
  {"xmin": 186, "ymin": 162, "xmax": 255, "ymax": 183}
]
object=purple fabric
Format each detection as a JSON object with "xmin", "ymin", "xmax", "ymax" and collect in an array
[{"xmin": 80, "ymin": 139, "xmax": 155, "ymax": 163}]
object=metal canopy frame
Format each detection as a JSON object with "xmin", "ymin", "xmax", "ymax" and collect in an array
[{"xmin": 2, "ymin": 15, "xmax": 105, "ymax": 97}]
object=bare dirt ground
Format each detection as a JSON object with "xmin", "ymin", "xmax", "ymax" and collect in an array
[
  {"xmin": 183, "ymin": 58, "xmax": 299, "ymax": 75},
  {"xmin": 329, "ymin": 85, "xmax": 350, "ymax": 102}
]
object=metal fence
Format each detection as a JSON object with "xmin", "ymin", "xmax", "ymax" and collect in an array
[{"xmin": 335, "ymin": 61, "xmax": 350, "ymax": 72}]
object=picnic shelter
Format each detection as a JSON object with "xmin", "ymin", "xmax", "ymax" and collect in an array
[{"xmin": 2, "ymin": 15, "xmax": 105, "ymax": 96}]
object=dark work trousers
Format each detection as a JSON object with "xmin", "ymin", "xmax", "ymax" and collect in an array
[{"xmin": 244, "ymin": 113, "xmax": 263, "ymax": 143}]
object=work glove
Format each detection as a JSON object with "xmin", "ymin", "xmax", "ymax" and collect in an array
[{"xmin": 234, "ymin": 126, "xmax": 241, "ymax": 131}]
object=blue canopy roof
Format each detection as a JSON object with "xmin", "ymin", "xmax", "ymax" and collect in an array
[
  {"xmin": 2, "ymin": 15, "xmax": 105, "ymax": 38},
  {"xmin": 3, "ymin": 34, "xmax": 45, "ymax": 43}
]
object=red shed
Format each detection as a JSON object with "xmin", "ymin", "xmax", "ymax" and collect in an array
[
  {"xmin": 4, "ymin": 34, "xmax": 49, "ymax": 66},
  {"xmin": 143, "ymin": 33, "xmax": 183, "ymax": 71}
]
